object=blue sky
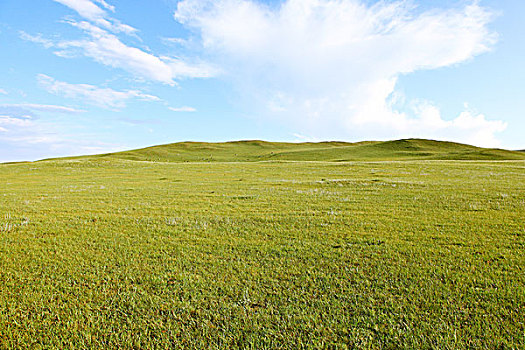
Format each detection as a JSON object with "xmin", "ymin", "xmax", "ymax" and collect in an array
[{"xmin": 0, "ymin": 0, "xmax": 523, "ymax": 162}]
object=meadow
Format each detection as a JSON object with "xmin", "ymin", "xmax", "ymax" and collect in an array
[{"xmin": 0, "ymin": 140, "xmax": 524, "ymax": 348}]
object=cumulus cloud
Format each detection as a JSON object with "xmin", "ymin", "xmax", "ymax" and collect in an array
[
  {"xmin": 174, "ymin": 0, "xmax": 504, "ymax": 146},
  {"xmin": 168, "ymin": 106, "xmax": 197, "ymax": 112},
  {"xmin": 38, "ymin": 74, "xmax": 160, "ymax": 109},
  {"xmin": 53, "ymin": 0, "xmax": 136, "ymax": 34}
]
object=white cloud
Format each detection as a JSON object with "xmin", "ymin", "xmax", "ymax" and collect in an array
[
  {"xmin": 174, "ymin": 0, "xmax": 505, "ymax": 147},
  {"xmin": 345, "ymin": 100, "xmax": 507, "ymax": 147},
  {"xmin": 22, "ymin": 104, "xmax": 84, "ymax": 113},
  {"xmin": 45, "ymin": 0, "xmax": 218, "ymax": 83},
  {"xmin": 449, "ymin": 110, "xmax": 507, "ymax": 147},
  {"xmin": 58, "ymin": 21, "xmax": 175, "ymax": 84},
  {"xmin": 53, "ymin": 0, "xmax": 136, "ymax": 34},
  {"xmin": 292, "ymin": 133, "xmax": 319, "ymax": 143},
  {"xmin": 93, "ymin": 0, "xmax": 115, "ymax": 12},
  {"xmin": 23, "ymin": 20, "xmax": 217, "ymax": 85},
  {"xmin": 0, "ymin": 111, "xmax": 125, "ymax": 162},
  {"xmin": 0, "ymin": 89, "xmax": 7, "ymax": 95},
  {"xmin": 168, "ymin": 106, "xmax": 196, "ymax": 112},
  {"xmin": 0, "ymin": 102, "xmax": 125, "ymax": 162},
  {"xmin": 0, "ymin": 114, "xmax": 35, "ymax": 136},
  {"xmin": 0, "ymin": 130, "xmax": 125, "ymax": 161},
  {"xmin": 19, "ymin": 32, "xmax": 55, "ymax": 48},
  {"xmin": 162, "ymin": 56, "xmax": 218, "ymax": 79},
  {"xmin": 54, "ymin": 0, "xmax": 105, "ymax": 21},
  {"xmin": 0, "ymin": 103, "xmax": 84, "ymax": 114},
  {"xmin": 0, "ymin": 115, "xmax": 34, "ymax": 127},
  {"xmin": 162, "ymin": 37, "xmax": 189, "ymax": 46},
  {"xmin": 0, "ymin": 103, "xmax": 82, "ymax": 135},
  {"xmin": 38, "ymin": 74, "xmax": 160, "ymax": 109}
]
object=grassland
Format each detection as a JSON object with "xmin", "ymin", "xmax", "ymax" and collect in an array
[
  {"xmin": 50, "ymin": 138, "xmax": 525, "ymax": 163},
  {"xmin": 1, "ymin": 139, "xmax": 524, "ymax": 348}
]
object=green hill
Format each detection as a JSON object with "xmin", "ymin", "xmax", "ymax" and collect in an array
[{"xmin": 45, "ymin": 138, "xmax": 525, "ymax": 163}]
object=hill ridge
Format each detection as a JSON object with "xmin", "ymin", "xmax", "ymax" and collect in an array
[{"xmin": 37, "ymin": 138, "xmax": 525, "ymax": 163}]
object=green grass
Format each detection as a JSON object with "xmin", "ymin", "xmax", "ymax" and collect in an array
[
  {"xmin": 46, "ymin": 138, "xmax": 525, "ymax": 163},
  {"xmin": 1, "ymin": 140, "xmax": 524, "ymax": 348}
]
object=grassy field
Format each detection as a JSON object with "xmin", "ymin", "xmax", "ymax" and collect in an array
[
  {"xmin": 50, "ymin": 138, "xmax": 525, "ymax": 163},
  {"xmin": 1, "ymin": 140, "xmax": 524, "ymax": 348}
]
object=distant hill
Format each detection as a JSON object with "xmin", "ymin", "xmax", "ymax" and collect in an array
[{"xmin": 44, "ymin": 138, "xmax": 525, "ymax": 163}]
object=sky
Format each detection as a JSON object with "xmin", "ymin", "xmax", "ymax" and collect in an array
[{"xmin": 0, "ymin": 0, "xmax": 524, "ymax": 162}]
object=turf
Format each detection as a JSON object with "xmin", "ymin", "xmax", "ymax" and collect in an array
[{"xmin": 1, "ymin": 139, "xmax": 524, "ymax": 348}]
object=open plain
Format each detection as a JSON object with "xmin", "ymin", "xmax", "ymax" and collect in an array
[{"xmin": 1, "ymin": 140, "xmax": 524, "ymax": 348}]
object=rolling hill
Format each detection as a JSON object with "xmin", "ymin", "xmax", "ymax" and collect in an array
[{"xmin": 46, "ymin": 138, "xmax": 525, "ymax": 163}]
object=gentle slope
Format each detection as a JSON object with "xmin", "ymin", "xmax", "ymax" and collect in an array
[{"xmin": 47, "ymin": 138, "xmax": 525, "ymax": 163}]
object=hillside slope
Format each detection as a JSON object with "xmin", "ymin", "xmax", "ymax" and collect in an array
[{"xmin": 46, "ymin": 139, "xmax": 525, "ymax": 162}]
